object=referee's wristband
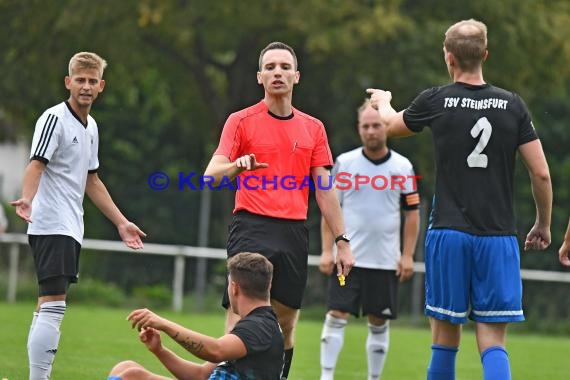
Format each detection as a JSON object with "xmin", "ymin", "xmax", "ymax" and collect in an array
[{"xmin": 334, "ymin": 234, "xmax": 350, "ymax": 244}]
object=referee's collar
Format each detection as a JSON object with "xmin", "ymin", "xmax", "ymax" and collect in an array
[{"xmin": 267, "ymin": 109, "xmax": 294, "ymax": 120}]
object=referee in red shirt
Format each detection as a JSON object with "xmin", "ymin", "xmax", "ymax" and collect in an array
[{"xmin": 205, "ymin": 41, "xmax": 354, "ymax": 379}]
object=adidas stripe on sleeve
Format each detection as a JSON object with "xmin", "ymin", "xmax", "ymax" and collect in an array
[{"xmin": 30, "ymin": 112, "xmax": 61, "ymax": 164}]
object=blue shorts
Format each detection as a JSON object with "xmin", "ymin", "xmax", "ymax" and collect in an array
[{"xmin": 424, "ymin": 229, "xmax": 524, "ymax": 324}]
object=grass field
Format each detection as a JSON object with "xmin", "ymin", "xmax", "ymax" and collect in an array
[{"xmin": 1, "ymin": 302, "xmax": 569, "ymax": 379}]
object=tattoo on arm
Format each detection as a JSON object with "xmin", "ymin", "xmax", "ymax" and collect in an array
[
  {"xmin": 179, "ymin": 338, "xmax": 204, "ymax": 353},
  {"xmin": 169, "ymin": 330, "xmax": 204, "ymax": 353}
]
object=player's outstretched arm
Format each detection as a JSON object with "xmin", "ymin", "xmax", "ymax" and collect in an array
[
  {"xmin": 128, "ymin": 308, "xmax": 247, "ymax": 363},
  {"xmin": 519, "ymin": 139, "xmax": 552, "ymax": 251},
  {"xmin": 11, "ymin": 160, "xmax": 46, "ymax": 223},
  {"xmin": 85, "ymin": 172, "xmax": 146, "ymax": 249}
]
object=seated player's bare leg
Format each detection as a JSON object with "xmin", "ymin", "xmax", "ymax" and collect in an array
[{"xmin": 109, "ymin": 360, "xmax": 172, "ymax": 380}]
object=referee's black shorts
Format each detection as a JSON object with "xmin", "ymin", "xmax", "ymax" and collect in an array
[{"xmin": 222, "ymin": 210, "xmax": 309, "ymax": 310}]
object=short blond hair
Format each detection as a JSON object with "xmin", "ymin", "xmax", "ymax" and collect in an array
[
  {"xmin": 444, "ymin": 19, "xmax": 487, "ymax": 71},
  {"xmin": 68, "ymin": 52, "xmax": 107, "ymax": 78}
]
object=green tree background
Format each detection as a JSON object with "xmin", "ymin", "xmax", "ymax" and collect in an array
[{"xmin": 1, "ymin": 0, "xmax": 568, "ymax": 321}]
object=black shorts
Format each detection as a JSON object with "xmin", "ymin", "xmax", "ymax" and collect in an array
[
  {"xmin": 327, "ymin": 267, "xmax": 399, "ymax": 319},
  {"xmin": 29, "ymin": 234, "xmax": 81, "ymax": 283},
  {"xmin": 222, "ymin": 211, "xmax": 309, "ymax": 309}
]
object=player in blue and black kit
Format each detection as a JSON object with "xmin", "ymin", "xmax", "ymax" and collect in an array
[{"xmin": 368, "ymin": 19, "xmax": 552, "ymax": 380}]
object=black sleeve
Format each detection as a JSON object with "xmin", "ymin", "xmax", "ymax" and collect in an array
[
  {"xmin": 231, "ymin": 315, "xmax": 274, "ymax": 354},
  {"xmin": 403, "ymin": 87, "xmax": 440, "ymax": 133},
  {"xmin": 513, "ymin": 93, "xmax": 539, "ymax": 145}
]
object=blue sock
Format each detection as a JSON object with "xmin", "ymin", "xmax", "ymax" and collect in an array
[
  {"xmin": 427, "ymin": 344, "xmax": 458, "ymax": 380},
  {"xmin": 481, "ymin": 346, "xmax": 511, "ymax": 380}
]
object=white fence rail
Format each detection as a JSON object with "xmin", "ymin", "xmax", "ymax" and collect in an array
[{"xmin": 2, "ymin": 233, "xmax": 570, "ymax": 312}]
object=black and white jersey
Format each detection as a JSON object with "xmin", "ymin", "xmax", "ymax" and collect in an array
[
  {"xmin": 27, "ymin": 101, "xmax": 99, "ymax": 243},
  {"xmin": 403, "ymin": 82, "xmax": 537, "ymax": 235},
  {"xmin": 334, "ymin": 148, "xmax": 419, "ymax": 270}
]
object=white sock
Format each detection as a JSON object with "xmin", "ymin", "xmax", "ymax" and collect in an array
[
  {"xmin": 29, "ymin": 301, "xmax": 66, "ymax": 380},
  {"xmin": 366, "ymin": 322, "xmax": 389, "ymax": 380},
  {"xmin": 320, "ymin": 314, "xmax": 347, "ymax": 380},
  {"xmin": 27, "ymin": 311, "xmax": 39, "ymax": 352}
]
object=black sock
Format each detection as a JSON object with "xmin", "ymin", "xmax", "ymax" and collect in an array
[{"xmin": 282, "ymin": 347, "xmax": 294, "ymax": 379}]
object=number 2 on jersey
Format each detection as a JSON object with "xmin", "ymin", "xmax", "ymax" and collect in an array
[{"xmin": 467, "ymin": 117, "xmax": 492, "ymax": 168}]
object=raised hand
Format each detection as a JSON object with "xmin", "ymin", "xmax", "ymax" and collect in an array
[{"xmin": 366, "ymin": 88, "xmax": 392, "ymax": 110}]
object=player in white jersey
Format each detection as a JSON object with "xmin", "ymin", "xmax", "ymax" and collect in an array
[
  {"xmin": 11, "ymin": 52, "xmax": 146, "ymax": 380},
  {"xmin": 319, "ymin": 99, "xmax": 420, "ymax": 380}
]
